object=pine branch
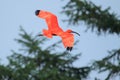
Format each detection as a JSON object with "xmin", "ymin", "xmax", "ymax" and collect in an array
[{"xmin": 62, "ymin": 0, "xmax": 120, "ymax": 35}]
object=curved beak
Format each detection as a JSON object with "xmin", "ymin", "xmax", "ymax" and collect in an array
[{"xmin": 71, "ymin": 31, "xmax": 80, "ymax": 36}]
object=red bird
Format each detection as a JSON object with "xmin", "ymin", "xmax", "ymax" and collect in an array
[{"xmin": 35, "ymin": 10, "xmax": 80, "ymax": 51}]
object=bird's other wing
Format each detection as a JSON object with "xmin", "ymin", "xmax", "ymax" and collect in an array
[{"xmin": 61, "ymin": 33, "xmax": 74, "ymax": 48}]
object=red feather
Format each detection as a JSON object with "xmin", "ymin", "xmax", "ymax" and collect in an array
[{"xmin": 36, "ymin": 10, "xmax": 74, "ymax": 51}]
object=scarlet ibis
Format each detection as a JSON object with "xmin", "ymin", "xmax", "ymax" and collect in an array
[{"xmin": 35, "ymin": 10, "xmax": 80, "ymax": 51}]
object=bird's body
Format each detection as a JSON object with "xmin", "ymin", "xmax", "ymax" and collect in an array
[{"xmin": 35, "ymin": 10, "xmax": 80, "ymax": 51}]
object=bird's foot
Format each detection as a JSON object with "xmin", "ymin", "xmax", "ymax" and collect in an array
[{"xmin": 38, "ymin": 34, "xmax": 43, "ymax": 36}]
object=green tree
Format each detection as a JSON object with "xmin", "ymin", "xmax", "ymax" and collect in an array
[
  {"xmin": 62, "ymin": 0, "xmax": 120, "ymax": 80},
  {"xmin": 0, "ymin": 27, "xmax": 90, "ymax": 80},
  {"xmin": 0, "ymin": 64, "xmax": 13, "ymax": 80},
  {"xmin": 1, "ymin": 0, "xmax": 120, "ymax": 80}
]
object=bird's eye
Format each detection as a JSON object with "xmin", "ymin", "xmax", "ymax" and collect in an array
[{"xmin": 35, "ymin": 10, "xmax": 40, "ymax": 16}]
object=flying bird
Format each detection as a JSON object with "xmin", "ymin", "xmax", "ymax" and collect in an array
[{"xmin": 35, "ymin": 10, "xmax": 80, "ymax": 51}]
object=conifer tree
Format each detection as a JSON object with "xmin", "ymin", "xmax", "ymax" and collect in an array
[
  {"xmin": 0, "ymin": 27, "xmax": 90, "ymax": 80},
  {"xmin": 62, "ymin": 0, "xmax": 120, "ymax": 80}
]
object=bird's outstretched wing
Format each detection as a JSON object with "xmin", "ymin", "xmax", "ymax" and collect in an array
[
  {"xmin": 35, "ymin": 10, "xmax": 63, "ymax": 34},
  {"xmin": 61, "ymin": 33, "xmax": 74, "ymax": 49}
]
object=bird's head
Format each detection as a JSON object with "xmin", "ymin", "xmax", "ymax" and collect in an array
[
  {"xmin": 66, "ymin": 29, "xmax": 80, "ymax": 36},
  {"xmin": 66, "ymin": 29, "xmax": 72, "ymax": 33}
]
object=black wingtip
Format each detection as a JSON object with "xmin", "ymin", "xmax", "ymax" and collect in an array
[
  {"xmin": 66, "ymin": 47, "xmax": 73, "ymax": 51},
  {"xmin": 35, "ymin": 10, "xmax": 41, "ymax": 16}
]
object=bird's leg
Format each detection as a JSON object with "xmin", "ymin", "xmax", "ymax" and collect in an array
[
  {"xmin": 52, "ymin": 34, "xmax": 57, "ymax": 36},
  {"xmin": 38, "ymin": 34, "xmax": 44, "ymax": 36},
  {"xmin": 38, "ymin": 34, "xmax": 57, "ymax": 36}
]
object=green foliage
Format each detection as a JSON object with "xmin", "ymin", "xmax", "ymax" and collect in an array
[
  {"xmin": 92, "ymin": 49, "xmax": 120, "ymax": 80},
  {"xmin": 0, "ymin": 27, "xmax": 90, "ymax": 80},
  {"xmin": 62, "ymin": 0, "xmax": 120, "ymax": 80},
  {"xmin": 62, "ymin": 0, "xmax": 120, "ymax": 35},
  {"xmin": 0, "ymin": 65, "xmax": 13, "ymax": 80},
  {"xmin": 0, "ymin": 0, "xmax": 119, "ymax": 80}
]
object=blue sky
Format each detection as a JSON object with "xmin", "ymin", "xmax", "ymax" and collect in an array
[{"xmin": 0, "ymin": 0, "xmax": 120, "ymax": 79}]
